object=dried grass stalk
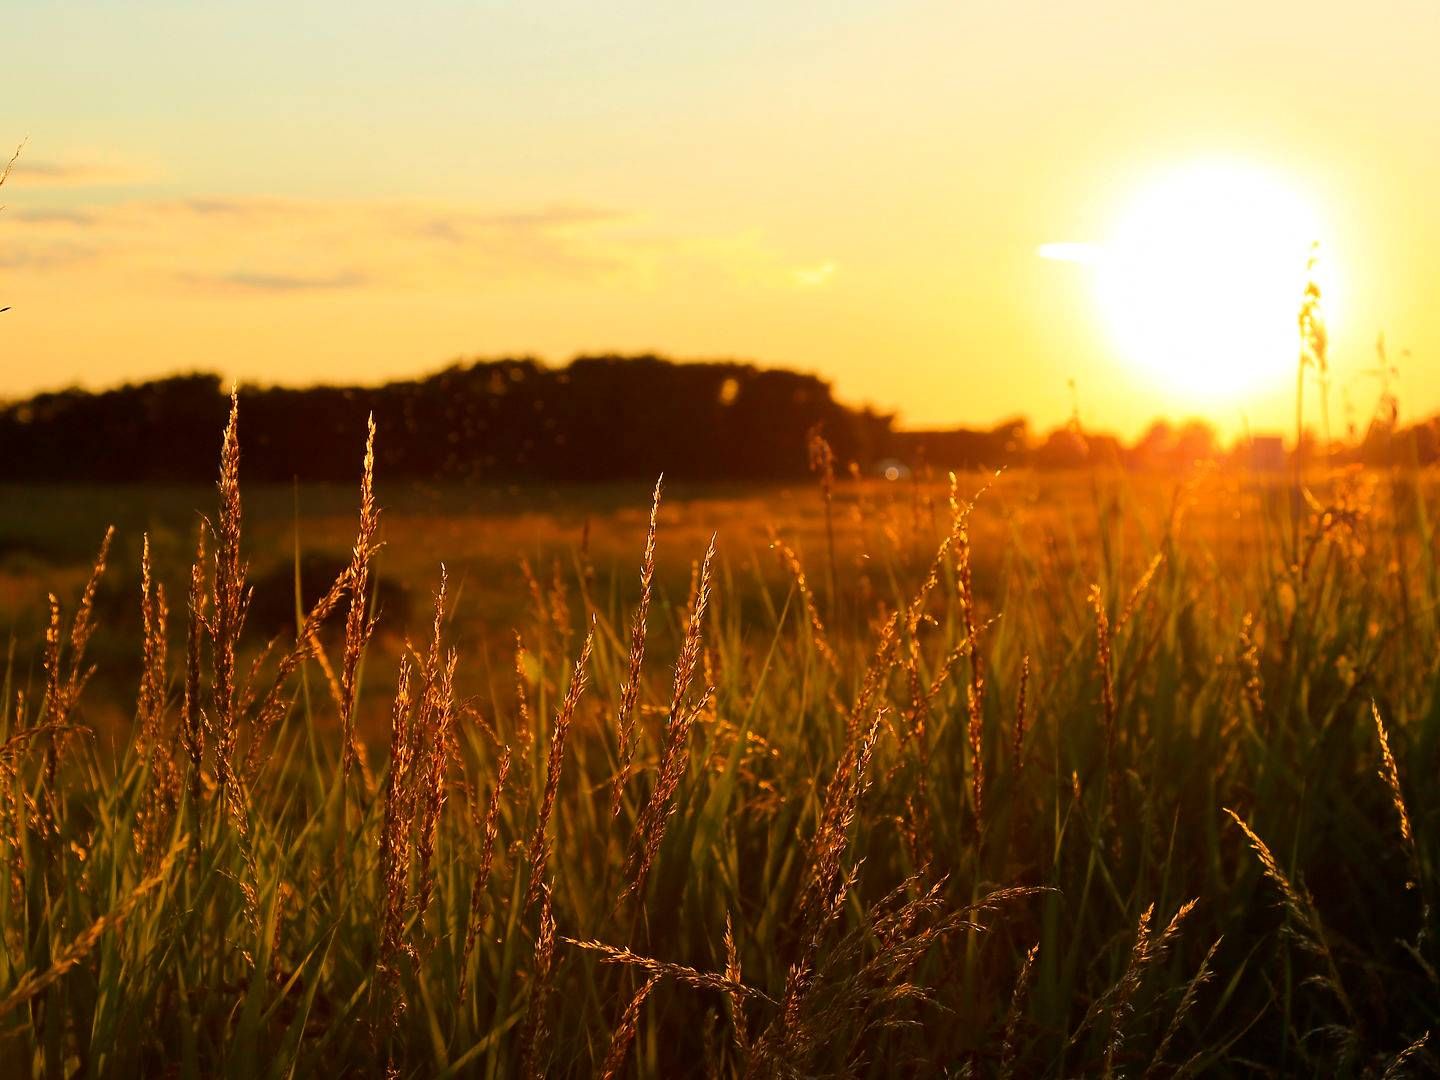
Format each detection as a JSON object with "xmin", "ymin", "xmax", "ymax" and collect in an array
[
  {"xmin": 0, "ymin": 845, "xmax": 182, "ymax": 1020},
  {"xmin": 622, "ymin": 535, "xmax": 716, "ymax": 901},
  {"xmin": 598, "ymin": 974, "xmax": 661, "ymax": 1080},
  {"xmin": 459, "ymin": 746, "xmax": 512, "ymax": 1002},
  {"xmin": 562, "ymin": 937, "xmax": 774, "ymax": 1003},
  {"xmin": 1000, "ymin": 943, "xmax": 1040, "ymax": 1077},
  {"xmin": 1013, "ymin": 654, "xmax": 1031, "ymax": 778},
  {"xmin": 376, "ymin": 657, "xmax": 417, "ymax": 1029},
  {"xmin": 182, "ymin": 526, "xmax": 209, "ymax": 812},
  {"xmin": 1371, "ymin": 701, "xmax": 1416, "ymax": 865},
  {"xmin": 1225, "ymin": 808, "xmax": 1356, "ymax": 1023},
  {"xmin": 526, "ymin": 626, "xmax": 595, "ymax": 912},
  {"xmin": 340, "ymin": 413, "xmax": 382, "ymax": 784},
  {"xmin": 211, "ymin": 389, "xmax": 249, "ymax": 811},
  {"xmin": 612, "ymin": 475, "xmax": 662, "ymax": 819},
  {"xmin": 1089, "ymin": 583, "xmax": 1116, "ymax": 761},
  {"xmin": 519, "ymin": 886, "xmax": 558, "ymax": 1080}
]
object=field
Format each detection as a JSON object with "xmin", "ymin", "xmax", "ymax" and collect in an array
[{"xmin": 2, "ymin": 404, "xmax": 1438, "ymax": 1077}]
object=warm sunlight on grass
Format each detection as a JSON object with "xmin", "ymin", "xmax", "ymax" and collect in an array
[
  {"xmin": 9, "ymin": 1, "xmax": 1440, "ymax": 1069},
  {"xmin": 1043, "ymin": 159, "xmax": 1336, "ymax": 403}
]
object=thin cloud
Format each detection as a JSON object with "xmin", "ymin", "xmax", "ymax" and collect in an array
[
  {"xmin": 0, "ymin": 240, "xmax": 97, "ymax": 269},
  {"xmin": 7, "ymin": 159, "xmax": 150, "ymax": 189},
  {"xmin": 180, "ymin": 197, "xmax": 296, "ymax": 218},
  {"xmin": 11, "ymin": 208, "xmax": 96, "ymax": 226},
  {"xmin": 6, "ymin": 192, "xmax": 816, "ymax": 298},
  {"xmin": 417, "ymin": 204, "xmax": 628, "ymax": 279},
  {"xmin": 421, "ymin": 218, "xmax": 467, "ymax": 244},
  {"xmin": 477, "ymin": 205, "xmax": 625, "ymax": 230},
  {"xmin": 421, "ymin": 204, "xmax": 625, "ymax": 243},
  {"xmin": 185, "ymin": 269, "xmax": 370, "ymax": 293}
]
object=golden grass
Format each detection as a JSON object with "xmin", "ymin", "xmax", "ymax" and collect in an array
[{"xmin": 0, "ymin": 389, "xmax": 1438, "ymax": 1075}]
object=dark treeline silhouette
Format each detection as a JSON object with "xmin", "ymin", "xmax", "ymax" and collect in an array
[
  {"xmin": 0, "ymin": 357, "xmax": 890, "ymax": 485},
  {"xmin": 1, "ymin": 355, "xmax": 1434, "ymax": 484}
]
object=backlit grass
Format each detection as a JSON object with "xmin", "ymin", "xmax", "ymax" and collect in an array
[{"xmin": 1, "ymin": 397, "xmax": 1437, "ymax": 1077}]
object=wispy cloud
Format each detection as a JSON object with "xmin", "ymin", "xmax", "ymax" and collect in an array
[
  {"xmin": 417, "ymin": 204, "xmax": 628, "ymax": 277},
  {"xmin": 421, "ymin": 204, "xmax": 623, "ymax": 240},
  {"xmin": 7, "ymin": 158, "xmax": 151, "ymax": 189},
  {"xmin": 10, "ymin": 207, "xmax": 96, "ymax": 226},
  {"xmin": 18, "ymin": 195, "xmax": 632, "ymax": 283},
  {"xmin": 4, "ymin": 192, "xmax": 830, "ymax": 305},
  {"xmin": 473, "ymin": 205, "xmax": 624, "ymax": 231},
  {"xmin": 0, "ymin": 240, "xmax": 97, "ymax": 269},
  {"xmin": 179, "ymin": 197, "xmax": 295, "ymax": 218},
  {"xmin": 184, "ymin": 269, "xmax": 370, "ymax": 293},
  {"xmin": 406, "ymin": 203, "xmax": 624, "ymax": 279}
]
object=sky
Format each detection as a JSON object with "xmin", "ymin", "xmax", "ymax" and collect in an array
[{"xmin": 3, "ymin": 0, "xmax": 1438, "ymax": 436}]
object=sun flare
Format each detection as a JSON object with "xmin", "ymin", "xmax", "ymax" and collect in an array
[{"xmin": 1044, "ymin": 160, "xmax": 1335, "ymax": 403}]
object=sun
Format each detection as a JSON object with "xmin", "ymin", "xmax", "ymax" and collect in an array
[{"xmin": 1044, "ymin": 160, "xmax": 1334, "ymax": 402}]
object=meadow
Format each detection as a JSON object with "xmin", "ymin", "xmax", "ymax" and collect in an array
[{"xmin": 1, "ymin": 398, "xmax": 1437, "ymax": 1077}]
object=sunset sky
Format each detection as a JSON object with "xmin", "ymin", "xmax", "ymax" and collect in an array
[{"xmin": 5, "ymin": 1, "xmax": 1438, "ymax": 436}]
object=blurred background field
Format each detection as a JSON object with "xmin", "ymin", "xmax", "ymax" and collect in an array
[
  {"xmin": 0, "ymin": 466, "xmax": 1350, "ymax": 746},
  {"xmin": 5, "ymin": 423, "xmax": 1440, "ymax": 1074}
]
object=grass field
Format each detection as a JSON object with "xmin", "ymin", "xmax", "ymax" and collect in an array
[{"xmin": 2, "ymin": 400, "xmax": 1438, "ymax": 1076}]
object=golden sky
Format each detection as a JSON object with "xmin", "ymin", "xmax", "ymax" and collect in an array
[{"xmin": 4, "ymin": 1, "xmax": 1438, "ymax": 436}]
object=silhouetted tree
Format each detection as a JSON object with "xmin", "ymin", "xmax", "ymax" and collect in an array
[{"xmin": 0, "ymin": 357, "xmax": 892, "ymax": 485}]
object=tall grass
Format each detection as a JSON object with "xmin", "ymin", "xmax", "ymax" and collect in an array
[{"xmin": 0, "ymin": 387, "xmax": 1437, "ymax": 1077}]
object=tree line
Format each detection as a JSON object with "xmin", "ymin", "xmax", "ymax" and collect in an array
[
  {"xmin": 1, "ymin": 355, "xmax": 1433, "ymax": 484},
  {"xmin": 0, "ymin": 357, "xmax": 889, "ymax": 485}
]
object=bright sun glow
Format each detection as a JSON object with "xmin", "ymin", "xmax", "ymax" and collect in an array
[{"xmin": 1044, "ymin": 160, "xmax": 1335, "ymax": 402}]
